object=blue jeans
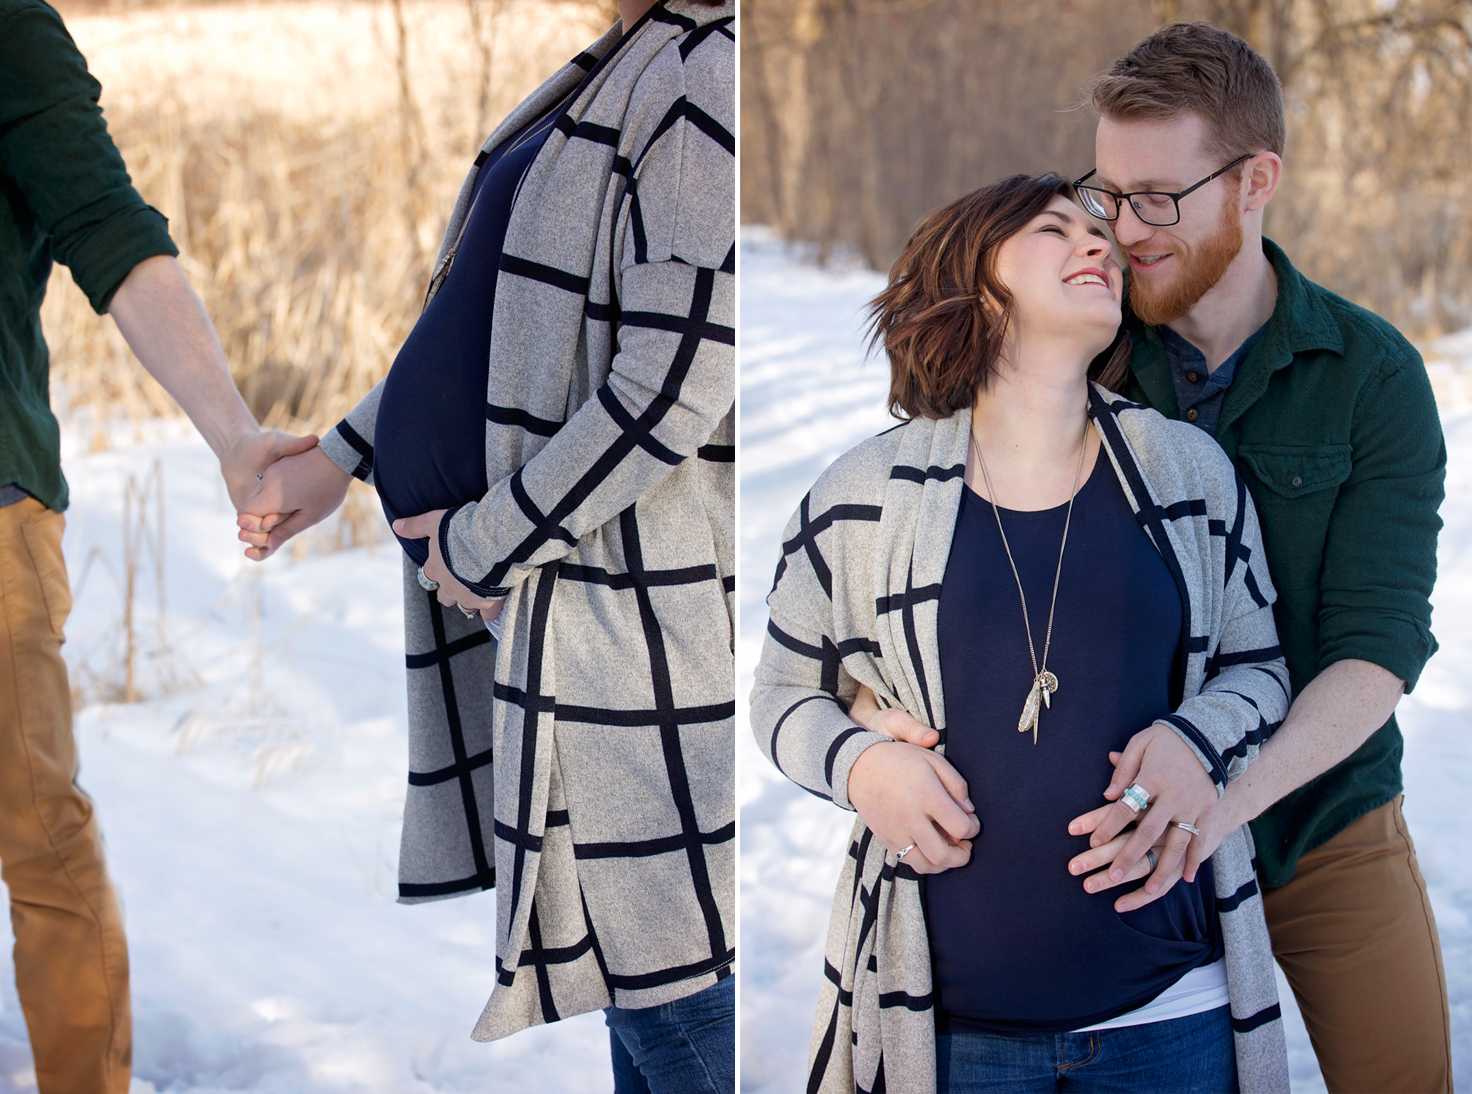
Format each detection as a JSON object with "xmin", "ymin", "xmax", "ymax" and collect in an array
[
  {"xmin": 935, "ymin": 1005, "xmax": 1238, "ymax": 1093},
  {"xmin": 604, "ymin": 976, "xmax": 734, "ymax": 1094}
]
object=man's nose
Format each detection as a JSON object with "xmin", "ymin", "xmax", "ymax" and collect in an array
[{"xmin": 1110, "ymin": 207, "xmax": 1153, "ymax": 248}]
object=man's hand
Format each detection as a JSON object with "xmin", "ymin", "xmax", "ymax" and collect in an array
[
  {"xmin": 848, "ymin": 682, "xmax": 940, "ymax": 749},
  {"xmin": 1067, "ymin": 723, "xmax": 1218, "ymax": 909},
  {"xmin": 236, "ymin": 446, "xmax": 352, "ymax": 560},
  {"xmin": 220, "ymin": 430, "xmax": 320, "ymax": 510},
  {"xmin": 391, "ymin": 509, "xmax": 505, "ymax": 623},
  {"xmin": 847, "ymin": 741, "xmax": 979, "ymax": 874},
  {"xmin": 1066, "ymin": 809, "xmax": 1173, "ymax": 905}
]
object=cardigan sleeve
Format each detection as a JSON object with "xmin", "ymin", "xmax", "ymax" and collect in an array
[
  {"xmin": 320, "ymin": 380, "xmax": 382, "ymax": 486},
  {"xmin": 750, "ymin": 487, "xmax": 892, "ymax": 811},
  {"xmin": 437, "ymin": 30, "xmax": 734, "ymax": 597},
  {"xmin": 1157, "ymin": 467, "xmax": 1292, "ymax": 790}
]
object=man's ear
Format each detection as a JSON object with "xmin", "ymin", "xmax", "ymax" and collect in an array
[{"xmin": 1242, "ymin": 152, "xmax": 1283, "ymax": 213}]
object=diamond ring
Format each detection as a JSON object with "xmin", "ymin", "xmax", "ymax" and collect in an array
[
  {"xmin": 895, "ymin": 843, "xmax": 915, "ymax": 861},
  {"xmin": 1174, "ymin": 821, "xmax": 1202, "ymax": 836}
]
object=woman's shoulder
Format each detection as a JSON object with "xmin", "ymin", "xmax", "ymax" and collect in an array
[
  {"xmin": 805, "ymin": 420, "xmax": 917, "ymax": 508},
  {"xmin": 1093, "ymin": 385, "xmax": 1239, "ymax": 497},
  {"xmin": 629, "ymin": 3, "xmax": 734, "ymax": 95}
]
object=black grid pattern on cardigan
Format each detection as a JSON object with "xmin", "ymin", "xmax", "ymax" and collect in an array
[{"xmin": 322, "ymin": 5, "xmax": 736, "ymax": 1030}]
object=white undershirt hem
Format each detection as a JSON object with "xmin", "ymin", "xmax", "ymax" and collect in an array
[{"xmin": 1071, "ymin": 958, "xmax": 1230, "ymax": 1032}]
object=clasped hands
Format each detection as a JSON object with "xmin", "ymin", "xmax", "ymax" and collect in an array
[
  {"xmin": 845, "ymin": 685, "xmax": 1226, "ymax": 911},
  {"xmin": 228, "ymin": 437, "xmax": 503, "ymax": 624}
]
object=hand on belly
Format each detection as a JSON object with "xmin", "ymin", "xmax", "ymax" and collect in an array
[{"xmin": 393, "ymin": 508, "xmax": 505, "ymax": 622}]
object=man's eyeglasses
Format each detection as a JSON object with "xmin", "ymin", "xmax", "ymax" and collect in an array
[{"xmin": 1073, "ymin": 153, "xmax": 1255, "ymax": 227}]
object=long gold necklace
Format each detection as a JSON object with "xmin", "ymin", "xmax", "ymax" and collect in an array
[{"xmin": 970, "ymin": 419, "xmax": 1088, "ymax": 744}]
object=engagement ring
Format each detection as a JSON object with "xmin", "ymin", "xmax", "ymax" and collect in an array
[
  {"xmin": 896, "ymin": 843, "xmax": 915, "ymax": 861},
  {"xmin": 457, "ymin": 604, "xmax": 479, "ymax": 620},
  {"xmin": 1174, "ymin": 822, "xmax": 1202, "ymax": 836}
]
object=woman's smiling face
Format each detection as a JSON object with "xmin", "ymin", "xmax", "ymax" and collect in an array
[{"xmin": 992, "ymin": 194, "xmax": 1123, "ymax": 357}]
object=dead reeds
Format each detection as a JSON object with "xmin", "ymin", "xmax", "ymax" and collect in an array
[{"xmin": 42, "ymin": 0, "xmax": 611, "ymax": 500}]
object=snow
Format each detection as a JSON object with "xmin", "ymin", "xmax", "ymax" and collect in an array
[
  {"xmin": 0, "ymin": 422, "xmax": 612, "ymax": 1092},
  {"xmin": 737, "ymin": 226, "xmax": 1472, "ymax": 1091}
]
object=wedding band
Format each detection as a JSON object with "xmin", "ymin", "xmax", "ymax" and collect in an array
[
  {"xmin": 416, "ymin": 566, "xmax": 440, "ymax": 591},
  {"xmin": 896, "ymin": 844, "xmax": 915, "ymax": 860},
  {"xmin": 1175, "ymin": 822, "xmax": 1202, "ymax": 836},
  {"xmin": 457, "ymin": 604, "xmax": 479, "ymax": 619},
  {"xmin": 1146, "ymin": 849, "xmax": 1158, "ymax": 872},
  {"xmin": 1120, "ymin": 783, "xmax": 1152, "ymax": 815}
]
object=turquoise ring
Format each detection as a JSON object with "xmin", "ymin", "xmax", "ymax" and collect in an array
[
  {"xmin": 416, "ymin": 566, "xmax": 440, "ymax": 592},
  {"xmin": 1121, "ymin": 783, "xmax": 1152, "ymax": 815}
]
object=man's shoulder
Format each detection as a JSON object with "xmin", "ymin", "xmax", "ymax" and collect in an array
[
  {"xmin": 0, "ymin": 0, "xmax": 69, "ymax": 47},
  {"xmin": 1288, "ymin": 262, "xmax": 1423, "ymax": 384}
]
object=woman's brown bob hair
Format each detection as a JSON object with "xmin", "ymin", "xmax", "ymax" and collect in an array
[{"xmin": 867, "ymin": 173, "xmax": 1132, "ymax": 421}]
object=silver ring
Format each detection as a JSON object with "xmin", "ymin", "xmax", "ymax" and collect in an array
[
  {"xmin": 457, "ymin": 604, "xmax": 479, "ymax": 619},
  {"xmin": 1175, "ymin": 822, "xmax": 1202, "ymax": 836},
  {"xmin": 895, "ymin": 843, "xmax": 915, "ymax": 860},
  {"xmin": 255, "ymin": 471, "xmax": 263, "ymax": 483},
  {"xmin": 1146, "ymin": 849, "xmax": 1158, "ymax": 872},
  {"xmin": 416, "ymin": 566, "xmax": 440, "ymax": 591},
  {"xmin": 1120, "ymin": 783, "xmax": 1152, "ymax": 815}
]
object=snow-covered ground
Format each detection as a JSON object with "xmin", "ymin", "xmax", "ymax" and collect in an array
[
  {"xmin": 0, "ymin": 423, "xmax": 612, "ymax": 1091},
  {"xmin": 737, "ymin": 226, "xmax": 1472, "ymax": 1092}
]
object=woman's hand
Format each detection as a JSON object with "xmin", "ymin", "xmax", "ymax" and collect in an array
[
  {"xmin": 1072, "ymin": 723, "xmax": 1219, "ymax": 894},
  {"xmin": 1067, "ymin": 802, "xmax": 1174, "ymax": 912},
  {"xmin": 236, "ymin": 445, "xmax": 352, "ymax": 560},
  {"xmin": 392, "ymin": 510, "xmax": 505, "ymax": 622},
  {"xmin": 847, "ymin": 741, "xmax": 980, "ymax": 874}
]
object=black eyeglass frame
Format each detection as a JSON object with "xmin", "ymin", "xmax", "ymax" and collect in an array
[{"xmin": 1073, "ymin": 153, "xmax": 1256, "ymax": 227}]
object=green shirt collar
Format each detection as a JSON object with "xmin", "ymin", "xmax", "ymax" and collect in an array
[{"xmin": 1128, "ymin": 238, "xmax": 1343, "ymax": 437}]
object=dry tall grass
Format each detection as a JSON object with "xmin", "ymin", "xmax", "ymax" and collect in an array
[
  {"xmin": 743, "ymin": 0, "xmax": 1472, "ymax": 339},
  {"xmin": 43, "ymin": 0, "xmax": 613, "ymax": 461}
]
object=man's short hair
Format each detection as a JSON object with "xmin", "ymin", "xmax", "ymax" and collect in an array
[{"xmin": 1091, "ymin": 22, "xmax": 1285, "ymax": 164}]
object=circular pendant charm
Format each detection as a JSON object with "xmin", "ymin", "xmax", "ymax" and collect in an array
[{"xmin": 1040, "ymin": 671, "xmax": 1059, "ymax": 693}]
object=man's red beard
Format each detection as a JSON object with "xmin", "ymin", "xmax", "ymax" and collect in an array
[{"xmin": 1125, "ymin": 189, "xmax": 1244, "ymax": 327}]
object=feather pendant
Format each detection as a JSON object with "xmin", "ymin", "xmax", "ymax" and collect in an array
[{"xmin": 1018, "ymin": 678, "xmax": 1041, "ymax": 741}]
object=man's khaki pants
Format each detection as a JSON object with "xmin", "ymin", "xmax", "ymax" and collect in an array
[
  {"xmin": 1263, "ymin": 795, "xmax": 1452, "ymax": 1093},
  {"xmin": 0, "ymin": 498, "xmax": 130, "ymax": 1093}
]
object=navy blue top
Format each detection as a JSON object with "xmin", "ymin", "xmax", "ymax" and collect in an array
[
  {"xmin": 928, "ymin": 456, "xmax": 1221, "ymax": 1035},
  {"xmin": 1162, "ymin": 320, "xmax": 1268, "ymax": 437},
  {"xmin": 374, "ymin": 105, "xmax": 563, "ymax": 565}
]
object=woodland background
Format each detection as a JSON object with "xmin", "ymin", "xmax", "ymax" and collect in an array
[{"xmin": 740, "ymin": 0, "xmax": 1472, "ymax": 340}]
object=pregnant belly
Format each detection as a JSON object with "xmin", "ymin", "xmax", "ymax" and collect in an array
[{"xmin": 374, "ymin": 332, "xmax": 491, "ymax": 566}]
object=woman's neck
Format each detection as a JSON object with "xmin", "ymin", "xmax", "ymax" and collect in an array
[{"xmin": 966, "ymin": 340, "xmax": 1100, "ymax": 511}]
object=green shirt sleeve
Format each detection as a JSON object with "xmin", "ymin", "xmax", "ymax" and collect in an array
[
  {"xmin": 0, "ymin": 0, "xmax": 177, "ymax": 313},
  {"xmin": 1315, "ymin": 344, "xmax": 1445, "ymax": 690}
]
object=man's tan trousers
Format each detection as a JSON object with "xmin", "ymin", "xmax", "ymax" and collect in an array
[
  {"xmin": 1264, "ymin": 795, "xmax": 1452, "ymax": 1093},
  {"xmin": 0, "ymin": 498, "xmax": 130, "ymax": 1093}
]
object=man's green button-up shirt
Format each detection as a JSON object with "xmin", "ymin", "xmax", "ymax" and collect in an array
[
  {"xmin": 1, "ymin": 0, "xmax": 178, "ymax": 512},
  {"xmin": 1124, "ymin": 239, "xmax": 1445, "ymax": 888}
]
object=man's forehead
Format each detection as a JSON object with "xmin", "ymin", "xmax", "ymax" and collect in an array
[{"xmin": 1094, "ymin": 113, "xmax": 1214, "ymax": 189}]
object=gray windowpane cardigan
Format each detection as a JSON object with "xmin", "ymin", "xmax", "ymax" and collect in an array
[
  {"xmin": 751, "ymin": 385, "xmax": 1291, "ymax": 1092},
  {"xmin": 319, "ymin": 1, "xmax": 734, "ymax": 1040}
]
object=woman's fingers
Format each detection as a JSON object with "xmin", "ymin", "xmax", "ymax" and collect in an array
[
  {"xmin": 1105, "ymin": 734, "xmax": 1148, "ymax": 800},
  {"xmin": 392, "ymin": 512, "xmax": 437, "ymax": 539},
  {"xmin": 921, "ymin": 752, "xmax": 975, "ymax": 820}
]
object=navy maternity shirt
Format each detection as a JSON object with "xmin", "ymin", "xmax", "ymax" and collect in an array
[
  {"xmin": 374, "ymin": 102, "xmax": 566, "ymax": 566},
  {"xmin": 927, "ymin": 454, "xmax": 1222, "ymax": 1035}
]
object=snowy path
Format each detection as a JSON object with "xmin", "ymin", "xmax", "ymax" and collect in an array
[
  {"xmin": 737, "ymin": 228, "xmax": 1472, "ymax": 1092},
  {"xmin": 0, "ymin": 426, "xmax": 611, "ymax": 1092}
]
